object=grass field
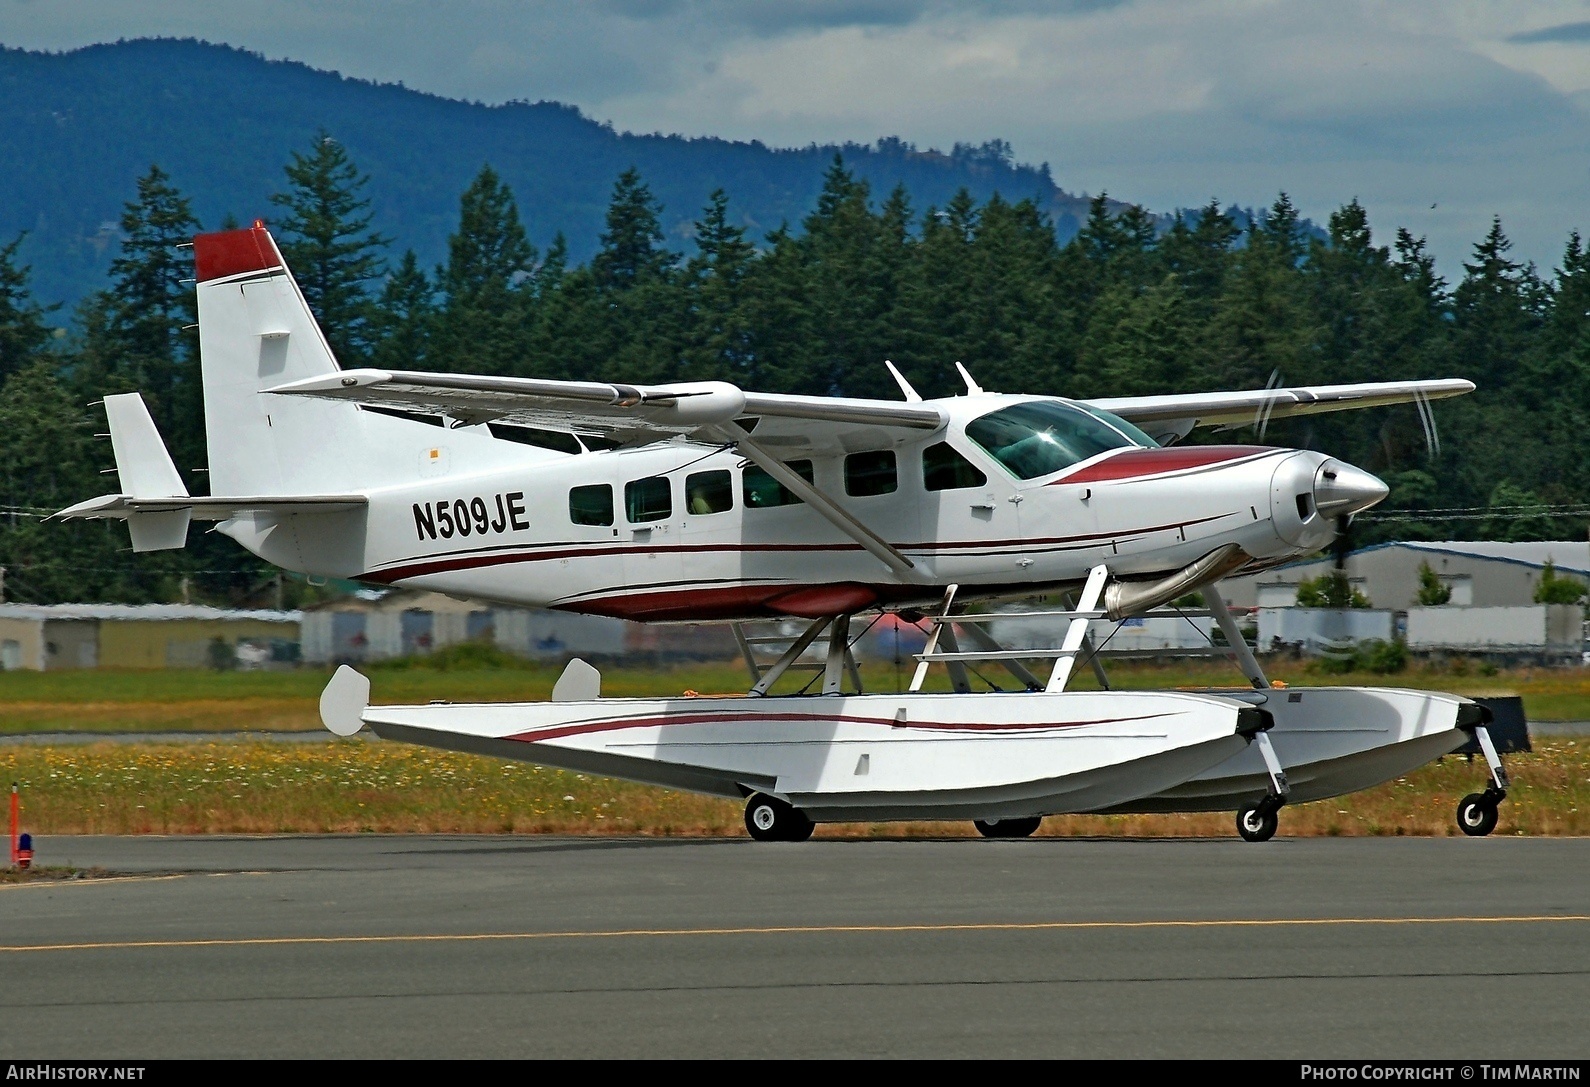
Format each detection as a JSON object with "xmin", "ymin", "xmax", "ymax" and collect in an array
[
  {"xmin": 1, "ymin": 655, "xmax": 1588, "ymax": 734},
  {"xmin": 3, "ymin": 736, "xmax": 1584, "ymax": 838}
]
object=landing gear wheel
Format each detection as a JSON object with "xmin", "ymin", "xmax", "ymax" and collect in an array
[
  {"xmin": 1236, "ymin": 803, "xmax": 1279, "ymax": 843},
  {"xmin": 974, "ymin": 817, "xmax": 1042, "ymax": 839},
  {"xmin": 744, "ymin": 793, "xmax": 815, "ymax": 842},
  {"xmin": 1456, "ymin": 792, "xmax": 1500, "ymax": 837}
]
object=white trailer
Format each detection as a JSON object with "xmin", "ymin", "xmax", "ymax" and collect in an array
[{"xmin": 1406, "ymin": 604, "xmax": 1583, "ymax": 655}]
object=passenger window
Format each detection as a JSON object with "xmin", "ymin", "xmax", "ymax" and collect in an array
[
  {"xmin": 743, "ymin": 460, "xmax": 815, "ymax": 508},
  {"xmin": 923, "ymin": 442, "xmax": 988, "ymax": 492},
  {"xmin": 625, "ymin": 476, "xmax": 672, "ymax": 523},
  {"xmin": 845, "ymin": 450, "xmax": 897, "ymax": 497},
  {"xmin": 568, "ymin": 484, "xmax": 614, "ymax": 526},
  {"xmin": 685, "ymin": 470, "xmax": 734, "ymax": 515}
]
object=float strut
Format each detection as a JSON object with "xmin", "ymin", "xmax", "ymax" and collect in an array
[
  {"xmin": 1251, "ymin": 730, "xmax": 1290, "ymax": 812},
  {"xmin": 908, "ymin": 585, "xmax": 958, "ymax": 693},
  {"xmin": 1202, "ymin": 587, "xmax": 1269, "ymax": 690},
  {"xmin": 1047, "ymin": 565, "xmax": 1109, "ymax": 693},
  {"xmin": 823, "ymin": 614, "xmax": 853, "ymax": 696},
  {"xmin": 749, "ymin": 616, "xmax": 831, "ymax": 697},
  {"xmin": 1472, "ymin": 724, "xmax": 1510, "ymax": 797}
]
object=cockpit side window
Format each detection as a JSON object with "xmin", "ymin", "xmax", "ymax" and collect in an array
[
  {"xmin": 923, "ymin": 442, "xmax": 987, "ymax": 491},
  {"xmin": 965, "ymin": 401, "xmax": 1146, "ymax": 480}
]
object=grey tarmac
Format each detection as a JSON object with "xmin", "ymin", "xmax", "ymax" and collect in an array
[{"xmin": 2, "ymin": 835, "xmax": 1588, "ymax": 1059}]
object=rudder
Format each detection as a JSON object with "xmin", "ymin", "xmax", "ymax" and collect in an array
[{"xmin": 194, "ymin": 221, "xmax": 355, "ymax": 497}]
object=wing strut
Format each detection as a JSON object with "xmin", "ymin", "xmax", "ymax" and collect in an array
[{"xmin": 713, "ymin": 421, "xmax": 920, "ymax": 581}]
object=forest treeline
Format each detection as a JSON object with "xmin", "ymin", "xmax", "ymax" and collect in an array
[{"xmin": 0, "ymin": 135, "xmax": 1586, "ymax": 606}]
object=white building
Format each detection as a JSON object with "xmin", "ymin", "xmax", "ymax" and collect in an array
[{"xmin": 1219, "ymin": 541, "xmax": 1590, "ymax": 611}]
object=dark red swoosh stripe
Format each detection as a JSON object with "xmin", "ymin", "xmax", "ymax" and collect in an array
[
  {"xmin": 506, "ymin": 710, "xmax": 1181, "ymax": 744},
  {"xmin": 1056, "ymin": 446, "xmax": 1278, "ymax": 485},
  {"xmin": 362, "ymin": 514, "xmax": 1237, "ymax": 584}
]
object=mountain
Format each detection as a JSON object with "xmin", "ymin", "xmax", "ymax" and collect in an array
[{"xmin": 0, "ymin": 38, "xmax": 1110, "ymax": 307}]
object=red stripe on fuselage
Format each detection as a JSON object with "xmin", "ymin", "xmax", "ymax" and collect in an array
[
  {"xmin": 1056, "ymin": 446, "xmax": 1278, "ymax": 485},
  {"xmin": 362, "ymin": 514, "xmax": 1235, "ymax": 584}
]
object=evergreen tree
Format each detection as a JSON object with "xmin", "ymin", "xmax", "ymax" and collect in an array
[
  {"xmin": 432, "ymin": 165, "xmax": 535, "ymax": 375},
  {"xmin": 682, "ymin": 190, "xmax": 757, "ymax": 381},
  {"xmin": 1159, "ymin": 200, "xmax": 1239, "ymax": 307},
  {"xmin": 1452, "ymin": 217, "xmax": 1541, "ymax": 394},
  {"xmin": 269, "ymin": 131, "xmax": 389, "ymax": 363},
  {"xmin": 787, "ymin": 156, "xmax": 910, "ymax": 398},
  {"xmin": 369, "ymin": 250, "xmax": 434, "ymax": 371},
  {"xmin": 592, "ymin": 167, "xmax": 673, "ymax": 292},
  {"xmin": 0, "ymin": 363, "xmax": 164, "ymax": 604},
  {"xmin": 0, "ymin": 234, "xmax": 54, "ymax": 384},
  {"xmin": 98, "ymin": 165, "xmax": 203, "ymax": 470},
  {"xmin": 1208, "ymin": 193, "xmax": 1317, "ymax": 394},
  {"xmin": 1254, "ymin": 191, "xmax": 1305, "ymax": 267}
]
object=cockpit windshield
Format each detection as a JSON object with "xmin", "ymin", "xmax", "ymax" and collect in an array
[{"xmin": 965, "ymin": 400, "xmax": 1155, "ymax": 480}]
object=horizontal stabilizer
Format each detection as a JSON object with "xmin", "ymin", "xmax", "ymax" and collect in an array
[
  {"xmin": 56, "ymin": 493, "xmax": 368, "ymax": 522},
  {"xmin": 104, "ymin": 392, "xmax": 188, "ymax": 500}
]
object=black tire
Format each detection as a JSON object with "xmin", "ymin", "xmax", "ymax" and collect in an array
[
  {"xmin": 1236, "ymin": 803, "xmax": 1279, "ymax": 843},
  {"xmin": 1456, "ymin": 793, "xmax": 1499, "ymax": 837},
  {"xmin": 744, "ymin": 793, "xmax": 815, "ymax": 842},
  {"xmin": 974, "ymin": 816, "xmax": 1042, "ymax": 839}
]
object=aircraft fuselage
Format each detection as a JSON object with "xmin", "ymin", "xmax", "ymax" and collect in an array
[{"xmin": 219, "ymin": 394, "xmax": 1379, "ymax": 621}]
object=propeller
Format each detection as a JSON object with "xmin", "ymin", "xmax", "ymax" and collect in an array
[
  {"xmin": 1412, "ymin": 385, "xmax": 1442, "ymax": 460},
  {"xmin": 1333, "ymin": 513, "xmax": 1353, "ymax": 570},
  {"xmin": 1253, "ymin": 369, "xmax": 1283, "ymax": 443}
]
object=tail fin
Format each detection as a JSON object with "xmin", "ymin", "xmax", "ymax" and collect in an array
[
  {"xmin": 194, "ymin": 221, "xmax": 349, "ymax": 496},
  {"xmin": 192, "ymin": 221, "xmax": 532, "ymax": 509},
  {"xmin": 105, "ymin": 392, "xmax": 190, "ymax": 552}
]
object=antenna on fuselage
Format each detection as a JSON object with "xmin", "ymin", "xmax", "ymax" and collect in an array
[
  {"xmin": 954, "ymin": 362, "xmax": 984, "ymax": 396},
  {"xmin": 884, "ymin": 360, "xmax": 923, "ymax": 403}
]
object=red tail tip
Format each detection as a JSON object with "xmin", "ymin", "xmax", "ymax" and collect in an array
[{"xmin": 193, "ymin": 222, "xmax": 283, "ymax": 284}]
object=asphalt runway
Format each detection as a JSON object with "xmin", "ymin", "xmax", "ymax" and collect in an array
[{"xmin": 2, "ymin": 835, "xmax": 1587, "ymax": 1059}]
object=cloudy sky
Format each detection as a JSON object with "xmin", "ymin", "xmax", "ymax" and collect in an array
[{"xmin": 5, "ymin": 0, "xmax": 1587, "ymax": 276}]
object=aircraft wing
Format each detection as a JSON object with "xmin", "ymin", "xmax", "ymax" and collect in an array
[
  {"xmin": 1084, "ymin": 379, "xmax": 1474, "ymax": 438},
  {"xmin": 264, "ymin": 370, "xmax": 946, "ymax": 452}
]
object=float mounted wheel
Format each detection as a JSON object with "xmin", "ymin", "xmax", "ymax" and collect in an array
[
  {"xmin": 1236, "ymin": 803, "xmax": 1279, "ymax": 842},
  {"xmin": 973, "ymin": 817, "xmax": 1042, "ymax": 839},
  {"xmin": 744, "ymin": 793, "xmax": 815, "ymax": 842},
  {"xmin": 1456, "ymin": 792, "xmax": 1500, "ymax": 837}
]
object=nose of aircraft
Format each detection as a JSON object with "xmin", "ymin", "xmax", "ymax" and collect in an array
[{"xmin": 1313, "ymin": 460, "xmax": 1389, "ymax": 519}]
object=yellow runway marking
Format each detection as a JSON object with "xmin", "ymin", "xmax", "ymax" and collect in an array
[
  {"xmin": 3, "ymin": 915, "xmax": 1589, "ymax": 953},
  {"xmin": 0, "ymin": 874, "xmax": 186, "ymax": 892}
]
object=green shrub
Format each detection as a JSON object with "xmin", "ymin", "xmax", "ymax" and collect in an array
[
  {"xmin": 1358, "ymin": 638, "xmax": 1407, "ymax": 674},
  {"xmin": 1534, "ymin": 560, "xmax": 1587, "ymax": 605},
  {"xmin": 1414, "ymin": 561, "xmax": 1451, "ymax": 606},
  {"xmin": 1296, "ymin": 570, "xmax": 1372, "ymax": 609},
  {"xmin": 1310, "ymin": 638, "xmax": 1407, "ymax": 675}
]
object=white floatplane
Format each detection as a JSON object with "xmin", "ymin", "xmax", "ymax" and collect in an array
[{"xmin": 58, "ymin": 221, "xmax": 1511, "ymax": 841}]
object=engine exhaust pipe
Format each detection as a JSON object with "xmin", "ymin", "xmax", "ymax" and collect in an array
[{"xmin": 1103, "ymin": 543, "xmax": 1251, "ymax": 621}]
